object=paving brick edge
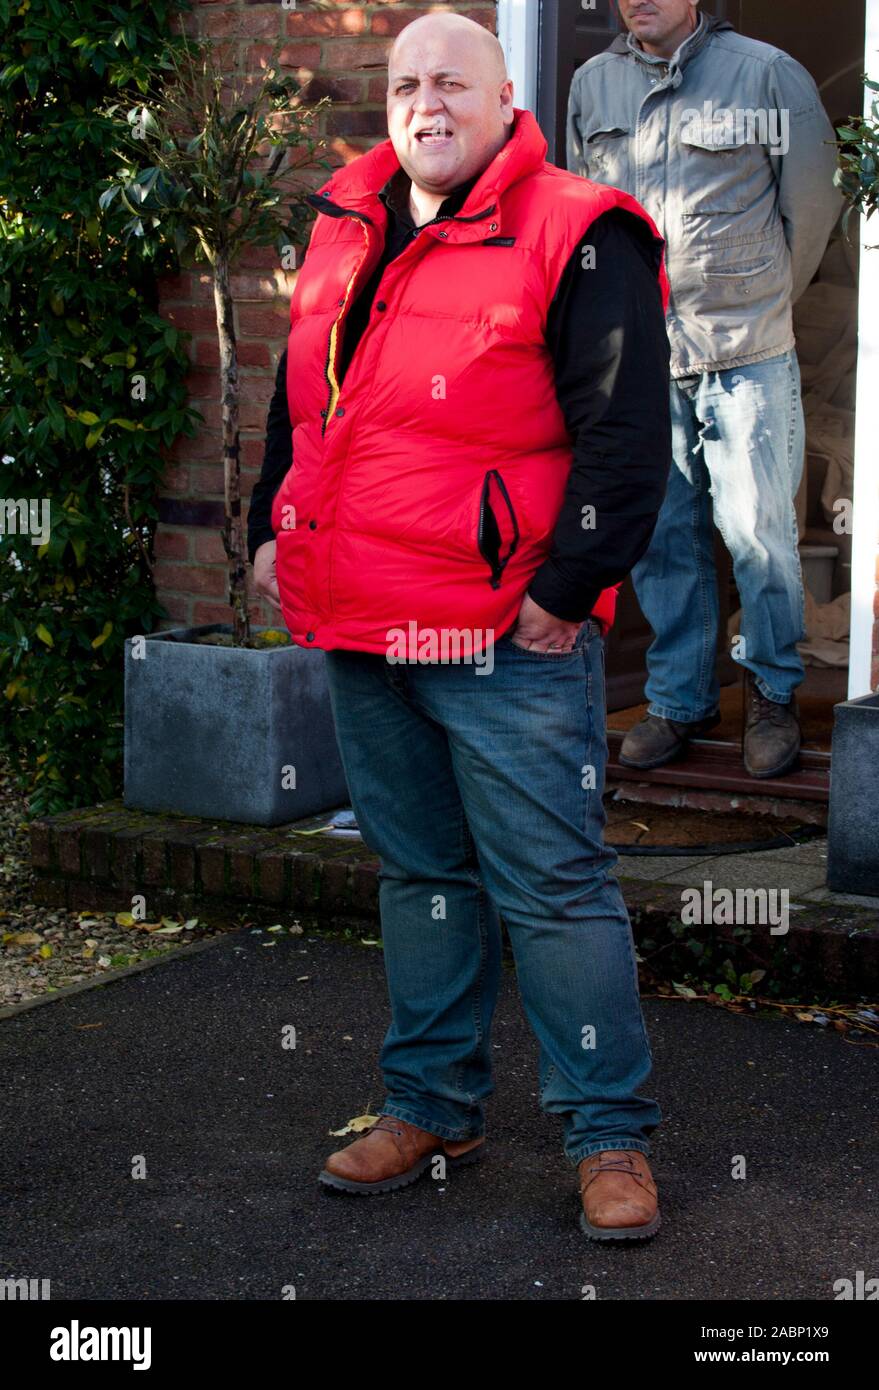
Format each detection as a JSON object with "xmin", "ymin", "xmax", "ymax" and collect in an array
[{"xmin": 24, "ymin": 801, "xmax": 879, "ymax": 996}]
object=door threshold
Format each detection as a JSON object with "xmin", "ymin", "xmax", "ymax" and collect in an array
[{"xmin": 606, "ymin": 733, "xmax": 830, "ymax": 801}]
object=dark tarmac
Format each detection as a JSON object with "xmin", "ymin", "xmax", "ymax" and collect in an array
[{"xmin": 1, "ymin": 930, "xmax": 876, "ymax": 1301}]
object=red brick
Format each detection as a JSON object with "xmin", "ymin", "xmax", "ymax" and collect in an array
[
  {"xmin": 301, "ymin": 74, "xmax": 365, "ymax": 103},
  {"xmin": 193, "ymin": 600, "xmax": 238, "ymax": 626},
  {"xmin": 241, "ymin": 437, "xmax": 270, "ymax": 471},
  {"xmin": 194, "ymin": 529, "xmax": 228, "ymax": 564},
  {"xmin": 160, "ymin": 464, "xmax": 191, "ymax": 495},
  {"xmin": 256, "ymin": 849, "xmax": 288, "ymax": 905},
  {"xmin": 285, "ymin": 9, "xmax": 366, "ymax": 37},
  {"xmin": 28, "ymin": 821, "xmax": 54, "ymax": 872},
  {"xmin": 169, "ymin": 429, "xmax": 223, "ymax": 462},
  {"xmin": 322, "ymin": 39, "xmax": 392, "ymax": 71},
  {"xmin": 193, "ymin": 338, "xmax": 221, "ymax": 368},
  {"xmin": 163, "ymin": 305, "xmax": 217, "ymax": 334},
  {"xmin": 156, "ymin": 593, "xmax": 192, "ymax": 625},
  {"xmin": 152, "ymin": 562, "xmax": 228, "ymax": 598},
  {"xmin": 190, "ymin": 466, "xmax": 224, "ymax": 497},
  {"xmin": 198, "ymin": 841, "xmax": 228, "ymax": 897},
  {"xmin": 153, "ymin": 529, "xmax": 191, "ymax": 562},
  {"xmin": 327, "ymin": 107, "xmax": 390, "ymax": 137},
  {"xmin": 185, "ymin": 368, "xmax": 220, "ymax": 400},
  {"xmin": 247, "ymin": 41, "xmax": 321, "ymax": 71},
  {"xmin": 237, "ymin": 305, "xmax": 290, "ymax": 336},
  {"xmin": 141, "ymin": 833, "xmax": 169, "ymax": 887},
  {"xmin": 236, "ymin": 244, "xmax": 288, "ymax": 271}
]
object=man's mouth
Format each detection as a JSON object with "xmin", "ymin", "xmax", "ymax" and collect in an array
[{"xmin": 414, "ymin": 127, "xmax": 454, "ymax": 146}]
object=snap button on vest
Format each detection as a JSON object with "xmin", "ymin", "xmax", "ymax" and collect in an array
[
  {"xmin": 308, "ymin": 520, "xmax": 317, "ymax": 530},
  {"xmin": 335, "ymin": 406, "xmax": 345, "ymax": 417},
  {"xmin": 306, "ymin": 632, "xmax": 315, "ymax": 641},
  {"xmin": 376, "ymin": 301, "xmax": 387, "ymax": 311}
]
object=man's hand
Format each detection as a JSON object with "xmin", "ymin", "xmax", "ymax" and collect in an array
[
  {"xmin": 252, "ymin": 540, "xmax": 284, "ymax": 614},
  {"xmin": 508, "ymin": 593, "xmax": 583, "ymax": 652}
]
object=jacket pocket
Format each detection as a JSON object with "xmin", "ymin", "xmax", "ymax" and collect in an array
[
  {"xmin": 679, "ymin": 128, "xmax": 768, "ymax": 214},
  {"xmin": 580, "ymin": 125, "xmax": 631, "ymax": 187},
  {"xmin": 478, "ymin": 469, "xmax": 520, "ymax": 589}
]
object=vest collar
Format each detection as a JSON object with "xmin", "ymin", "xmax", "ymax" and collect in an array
[{"xmin": 308, "ymin": 108, "xmax": 547, "ymax": 242}]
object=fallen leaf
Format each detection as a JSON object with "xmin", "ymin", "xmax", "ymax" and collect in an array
[
  {"xmin": 38, "ymin": 944, "xmax": 52, "ymax": 959},
  {"xmin": 114, "ymin": 912, "xmax": 136, "ymax": 928},
  {"xmin": 631, "ymin": 821, "xmax": 651, "ymax": 833},
  {"xmin": 182, "ymin": 918, "xmax": 199, "ymax": 930},
  {"xmin": 329, "ymin": 1113, "xmax": 380, "ymax": 1138},
  {"xmin": 153, "ymin": 924, "xmax": 184, "ymax": 935},
  {"xmin": 9, "ymin": 931, "xmax": 42, "ymax": 946},
  {"xmin": 296, "ymin": 974, "xmax": 309, "ymax": 981},
  {"xmin": 673, "ymin": 982, "xmax": 697, "ymax": 999}
]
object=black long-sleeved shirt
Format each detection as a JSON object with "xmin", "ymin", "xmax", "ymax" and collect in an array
[{"xmin": 247, "ymin": 170, "xmax": 672, "ymax": 623}]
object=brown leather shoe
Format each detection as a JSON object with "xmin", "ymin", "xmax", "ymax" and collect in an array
[
  {"xmin": 619, "ymin": 711, "xmax": 721, "ymax": 770},
  {"xmin": 578, "ymin": 1150, "xmax": 661, "ymax": 1241},
  {"xmin": 319, "ymin": 1115, "xmax": 485, "ymax": 1194},
  {"xmin": 742, "ymin": 672, "xmax": 801, "ymax": 778}
]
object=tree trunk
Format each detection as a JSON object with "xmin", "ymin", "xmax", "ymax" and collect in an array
[{"xmin": 213, "ymin": 252, "xmax": 249, "ymax": 645}]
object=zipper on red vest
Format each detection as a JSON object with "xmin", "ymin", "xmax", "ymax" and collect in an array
[
  {"xmin": 309, "ymin": 198, "xmax": 376, "ymax": 436},
  {"xmin": 478, "ymin": 469, "xmax": 520, "ymax": 589}
]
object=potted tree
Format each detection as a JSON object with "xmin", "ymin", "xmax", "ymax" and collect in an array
[{"xmin": 101, "ymin": 40, "xmax": 348, "ymax": 826}]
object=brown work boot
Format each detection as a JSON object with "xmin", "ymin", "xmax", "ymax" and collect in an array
[
  {"xmin": 619, "ymin": 711, "xmax": 721, "ymax": 770},
  {"xmin": 578, "ymin": 1150, "xmax": 661, "ymax": 1241},
  {"xmin": 319, "ymin": 1115, "xmax": 485, "ymax": 1195},
  {"xmin": 742, "ymin": 672, "xmax": 801, "ymax": 778}
]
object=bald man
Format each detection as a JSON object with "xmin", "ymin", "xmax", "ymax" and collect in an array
[{"xmin": 248, "ymin": 14, "xmax": 673, "ymax": 1242}]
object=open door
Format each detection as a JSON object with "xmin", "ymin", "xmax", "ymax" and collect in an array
[{"xmin": 536, "ymin": 1, "xmax": 865, "ymax": 800}]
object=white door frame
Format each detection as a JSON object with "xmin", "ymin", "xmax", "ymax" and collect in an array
[
  {"xmin": 499, "ymin": 0, "xmax": 878, "ymax": 699},
  {"xmin": 496, "ymin": 0, "xmax": 540, "ymax": 113}
]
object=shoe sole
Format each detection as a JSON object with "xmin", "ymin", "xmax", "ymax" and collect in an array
[
  {"xmin": 618, "ymin": 717, "xmax": 722, "ymax": 771},
  {"xmin": 579, "ymin": 1208, "xmax": 662, "ymax": 1241},
  {"xmin": 743, "ymin": 747, "xmax": 801, "ymax": 779},
  {"xmin": 318, "ymin": 1143, "xmax": 484, "ymax": 1195}
]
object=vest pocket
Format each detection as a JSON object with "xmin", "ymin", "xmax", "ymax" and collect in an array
[{"xmin": 478, "ymin": 469, "xmax": 520, "ymax": 589}]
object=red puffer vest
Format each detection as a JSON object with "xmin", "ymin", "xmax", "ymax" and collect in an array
[{"xmin": 271, "ymin": 108, "xmax": 668, "ymax": 657}]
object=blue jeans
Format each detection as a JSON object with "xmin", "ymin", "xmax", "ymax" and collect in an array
[
  {"xmin": 631, "ymin": 349, "xmax": 807, "ymax": 721},
  {"xmin": 324, "ymin": 620, "xmax": 661, "ymax": 1166}
]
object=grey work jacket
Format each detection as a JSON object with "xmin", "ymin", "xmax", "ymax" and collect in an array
[{"xmin": 567, "ymin": 13, "xmax": 842, "ymax": 377}]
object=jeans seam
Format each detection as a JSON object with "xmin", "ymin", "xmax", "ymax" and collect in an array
[
  {"xmin": 569, "ymin": 1139, "xmax": 651, "ymax": 1167},
  {"xmin": 380, "ymin": 1102, "xmax": 482, "ymax": 1144}
]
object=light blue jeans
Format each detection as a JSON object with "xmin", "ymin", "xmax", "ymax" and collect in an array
[
  {"xmin": 631, "ymin": 349, "xmax": 807, "ymax": 721},
  {"xmin": 324, "ymin": 621, "xmax": 661, "ymax": 1166}
]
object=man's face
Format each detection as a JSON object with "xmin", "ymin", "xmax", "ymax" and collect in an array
[
  {"xmin": 386, "ymin": 27, "xmax": 514, "ymax": 195},
  {"xmin": 617, "ymin": 0, "xmax": 699, "ymax": 48}
]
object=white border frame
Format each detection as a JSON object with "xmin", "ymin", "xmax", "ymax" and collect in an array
[{"xmin": 848, "ymin": 0, "xmax": 879, "ymax": 698}]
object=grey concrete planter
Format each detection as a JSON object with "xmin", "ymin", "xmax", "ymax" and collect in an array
[
  {"xmin": 124, "ymin": 625, "xmax": 348, "ymax": 827},
  {"xmin": 827, "ymin": 692, "xmax": 879, "ymax": 896}
]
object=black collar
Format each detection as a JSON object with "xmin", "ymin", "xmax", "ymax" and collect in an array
[{"xmin": 378, "ymin": 167, "xmax": 481, "ymax": 229}]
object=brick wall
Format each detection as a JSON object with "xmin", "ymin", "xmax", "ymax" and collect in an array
[{"xmin": 154, "ymin": 0, "xmax": 497, "ymax": 631}]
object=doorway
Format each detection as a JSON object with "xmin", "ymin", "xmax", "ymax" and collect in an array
[{"xmin": 535, "ymin": 1, "xmax": 866, "ymax": 799}]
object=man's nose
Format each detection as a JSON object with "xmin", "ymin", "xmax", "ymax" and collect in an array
[{"xmin": 412, "ymin": 84, "xmax": 445, "ymax": 116}]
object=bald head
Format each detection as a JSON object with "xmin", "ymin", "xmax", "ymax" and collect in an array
[
  {"xmin": 385, "ymin": 11, "xmax": 515, "ymax": 213},
  {"xmin": 389, "ymin": 12, "xmax": 509, "ymax": 87}
]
